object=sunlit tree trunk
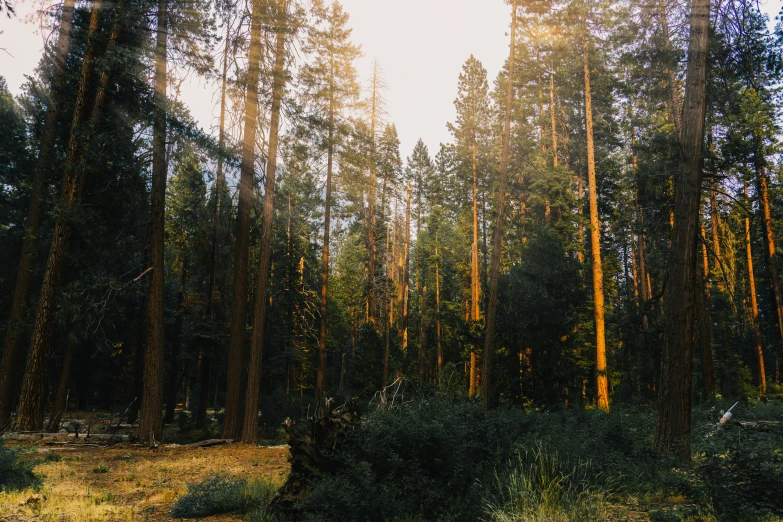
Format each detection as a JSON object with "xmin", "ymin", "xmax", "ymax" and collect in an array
[
  {"xmin": 655, "ymin": 0, "xmax": 710, "ymax": 461},
  {"xmin": 241, "ymin": 0, "xmax": 288, "ymax": 444},
  {"xmin": 0, "ymin": 0, "xmax": 76, "ymax": 425},
  {"xmin": 470, "ymin": 136, "xmax": 481, "ymax": 396},
  {"xmin": 223, "ymin": 0, "xmax": 265, "ymax": 440},
  {"xmin": 139, "ymin": 0, "xmax": 169, "ymax": 445},
  {"xmin": 583, "ymin": 27, "xmax": 609, "ymax": 411},
  {"xmin": 481, "ymin": 0, "xmax": 516, "ymax": 408},
  {"xmin": 16, "ymin": 2, "xmax": 118, "ymax": 431}
]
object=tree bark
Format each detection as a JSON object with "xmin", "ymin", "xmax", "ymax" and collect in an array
[
  {"xmin": 317, "ymin": 46, "xmax": 336, "ymax": 399},
  {"xmin": 758, "ymin": 167, "xmax": 783, "ymax": 380},
  {"xmin": 436, "ymin": 240, "xmax": 442, "ymax": 373},
  {"xmin": 46, "ymin": 341, "xmax": 76, "ymax": 433},
  {"xmin": 366, "ymin": 60, "xmax": 379, "ymax": 326},
  {"xmin": 481, "ymin": 0, "xmax": 516, "ymax": 408},
  {"xmin": 698, "ymin": 230, "xmax": 715, "ymax": 397},
  {"xmin": 16, "ymin": 1, "xmax": 118, "ymax": 431},
  {"xmin": 583, "ymin": 26, "xmax": 609, "ymax": 411},
  {"xmin": 655, "ymin": 0, "xmax": 710, "ymax": 461},
  {"xmin": 223, "ymin": 0, "xmax": 265, "ymax": 440},
  {"xmin": 745, "ymin": 183, "xmax": 766, "ymax": 393},
  {"xmin": 402, "ymin": 180, "xmax": 411, "ymax": 352},
  {"xmin": 241, "ymin": 0, "xmax": 287, "ymax": 444},
  {"xmin": 550, "ymin": 65, "xmax": 557, "ymax": 168},
  {"xmin": 470, "ymin": 135, "xmax": 481, "ymax": 396},
  {"xmin": 0, "ymin": 0, "xmax": 76, "ymax": 426},
  {"xmin": 165, "ymin": 257, "xmax": 188, "ymax": 424},
  {"xmin": 198, "ymin": 15, "xmax": 232, "ymax": 430},
  {"xmin": 139, "ymin": 0, "xmax": 168, "ymax": 445}
]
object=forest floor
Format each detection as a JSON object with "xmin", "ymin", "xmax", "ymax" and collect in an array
[{"xmin": 0, "ymin": 440, "xmax": 289, "ymax": 521}]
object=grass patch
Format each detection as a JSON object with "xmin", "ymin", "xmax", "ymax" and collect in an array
[
  {"xmin": 484, "ymin": 445, "xmax": 610, "ymax": 522},
  {"xmin": 170, "ymin": 473, "xmax": 279, "ymax": 518},
  {"xmin": 0, "ymin": 441, "xmax": 40, "ymax": 492}
]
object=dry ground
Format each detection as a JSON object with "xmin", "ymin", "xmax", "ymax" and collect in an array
[{"xmin": 0, "ymin": 441, "xmax": 289, "ymax": 522}]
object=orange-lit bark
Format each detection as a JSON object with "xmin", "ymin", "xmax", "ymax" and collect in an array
[
  {"xmin": 745, "ymin": 183, "xmax": 766, "ymax": 393},
  {"xmin": 583, "ymin": 32, "xmax": 609, "ymax": 412}
]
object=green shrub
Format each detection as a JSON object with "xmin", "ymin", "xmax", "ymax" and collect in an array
[
  {"xmin": 171, "ymin": 473, "xmax": 278, "ymax": 518},
  {"xmin": 0, "ymin": 441, "xmax": 40, "ymax": 491},
  {"xmin": 484, "ymin": 445, "xmax": 610, "ymax": 522},
  {"xmin": 691, "ymin": 400, "xmax": 783, "ymax": 521}
]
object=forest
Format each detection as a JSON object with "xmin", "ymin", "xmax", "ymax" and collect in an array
[{"xmin": 1, "ymin": 0, "xmax": 783, "ymax": 520}]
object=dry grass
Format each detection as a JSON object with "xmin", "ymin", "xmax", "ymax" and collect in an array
[{"xmin": 0, "ymin": 441, "xmax": 289, "ymax": 521}]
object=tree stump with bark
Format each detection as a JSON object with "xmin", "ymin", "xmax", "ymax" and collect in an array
[{"xmin": 270, "ymin": 397, "xmax": 360, "ymax": 517}]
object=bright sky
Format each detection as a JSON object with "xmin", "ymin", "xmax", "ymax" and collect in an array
[{"xmin": 1, "ymin": 0, "xmax": 780, "ymax": 162}]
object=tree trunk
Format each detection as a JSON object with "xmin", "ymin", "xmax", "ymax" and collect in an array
[
  {"xmin": 436, "ymin": 240, "xmax": 442, "ymax": 373},
  {"xmin": 46, "ymin": 341, "xmax": 76, "ymax": 433},
  {"xmin": 470, "ymin": 135, "xmax": 481, "ymax": 396},
  {"xmin": 698, "ymin": 232, "xmax": 715, "ymax": 397},
  {"xmin": 383, "ymin": 222, "xmax": 391, "ymax": 387},
  {"xmin": 655, "ymin": 0, "xmax": 710, "ymax": 461},
  {"xmin": 758, "ymin": 167, "xmax": 783, "ymax": 380},
  {"xmin": 659, "ymin": 0, "xmax": 682, "ymax": 136},
  {"xmin": 241, "ymin": 0, "xmax": 287, "ymax": 444},
  {"xmin": 223, "ymin": 0, "xmax": 264, "ymax": 440},
  {"xmin": 139, "ymin": 0, "xmax": 168, "ymax": 445},
  {"xmin": 317, "ymin": 49, "xmax": 336, "ymax": 399},
  {"xmin": 165, "ymin": 257, "xmax": 188, "ymax": 424},
  {"xmin": 198, "ymin": 15, "xmax": 232, "ymax": 430},
  {"xmin": 745, "ymin": 183, "xmax": 766, "ymax": 393},
  {"xmin": 480, "ymin": 0, "xmax": 516, "ymax": 408},
  {"xmin": 402, "ymin": 180, "xmax": 411, "ymax": 352},
  {"xmin": 16, "ymin": 2, "xmax": 117, "ymax": 431},
  {"xmin": 367, "ymin": 61, "xmax": 379, "ymax": 326},
  {"xmin": 583, "ymin": 28, "xmax": 609, "ymax": 411},
  {"xmin": 0, "ymin": 0, "xmax": 76, "ymax": 426},
  {"xmin": 550, "ymin": 65, "xmax": 557, "ymax": 168}
]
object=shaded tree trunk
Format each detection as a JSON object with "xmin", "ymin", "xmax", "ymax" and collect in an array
[
  {"xmin": 745, "ymin": 183, "xmax": 766, "ymax": 393},
  {"xmin": 0, "ymin": 0, "xmax": 76, "ymax": 426},
  {"xmin": 698, "ymin": 232, "xmax": 715, "ymax": 397},
  {"xmin": 165, "ymin": 257, "xmax": 188, "ymax": 424},
  {"xmin": 223, "ymin": 0, "xmax": 265, "ymax": 440},
  {"xmin": 402, "ymin": 181, "xmax": 411, "ymax": 352},
  {"xmin": 758, "ymin": 167, "xmax": 783, "ymax": 381},
  {"xmin": 241, "ymin": 0, "xmax": 288, "ymax": 444},
  {"xmin": 197, "ymin": 15, "xmax": 232, "ymax": 430},
  {"xmin": 46, "ymin": 341, "xmax": 76, "ymax": 433},
  {"xmin": 139, "ymin": 0, "xmax": 169, "ymax": 445},
  {"xmin": 655, "ymin": 0, "xmax": 710, "ymax": 461},
  {"xmin": 481, "ymin": 0, "xmax": 517, "ymax": 408},
  {"xmin": 16, "ymin": 2, "xmax": 119, "ymax": 431}
]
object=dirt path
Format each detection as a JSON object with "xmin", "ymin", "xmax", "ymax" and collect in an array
[{"xmin": 0, "ymin": 442, "xmax": 289, "ymax": 521}]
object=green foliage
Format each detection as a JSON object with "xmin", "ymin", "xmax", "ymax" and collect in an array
[
  {"xmin": 0, "ymin": 442, "xmax": 40, "ymax": 491},
  {"xmin": 170, "ymin": 474, "xmax": 278, "ymax": 518},
  {"xmin": 691, "ymin": 401, "xmax": 783, "ymax": 521}
]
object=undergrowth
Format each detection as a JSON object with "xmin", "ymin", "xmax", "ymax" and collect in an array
[
  {"xmin": 171, "ymin": 473, "xmax": 278, "ymax": 519},
  {"xmin": 284, "ymin": 398, "xmax": 783, "ymax": 522},
  {"xmin": 0, "ymin": 441, "xmax": 40, "ymax": 492}
]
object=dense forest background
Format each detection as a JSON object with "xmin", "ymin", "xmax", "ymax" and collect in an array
[{"xmin": 1, "ymin": 0, "xmax": 782, "ymax": 456}]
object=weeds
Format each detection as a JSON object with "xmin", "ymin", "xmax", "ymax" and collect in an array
[
  {"xmin": 483, "ymin": 445, "xmax": 610, "ymax": 522},
  {"xmin": 0, "ymin": 441, "xmax": 40, "ymax": 491},
  {"xmin": 170, "ymin": 473, "xmax": 279, "ymax": 518}
]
